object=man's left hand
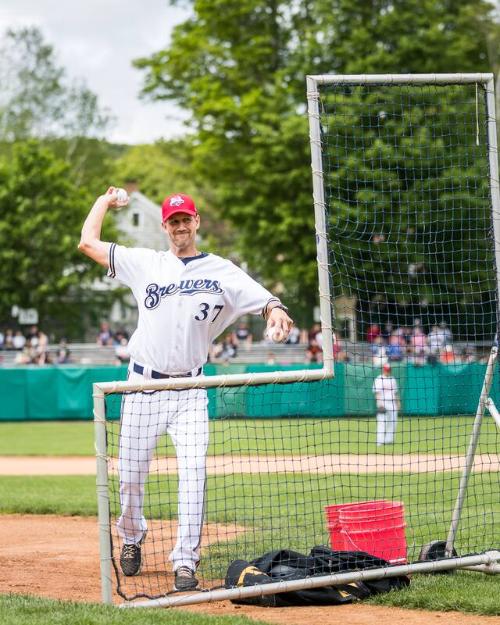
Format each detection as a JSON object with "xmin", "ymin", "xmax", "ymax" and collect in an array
[{"xmin": 266, "ymin": 307, "xmax": 294, "ymax": 343}]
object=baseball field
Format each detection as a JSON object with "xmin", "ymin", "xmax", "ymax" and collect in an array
[{"xmin": 0, "ymin": 418, "xmax": 499, "ymax": 625}]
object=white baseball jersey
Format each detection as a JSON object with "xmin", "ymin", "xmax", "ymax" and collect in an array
[
  {"xmin": 108, "ymin": 245, "xmax": 277, "ymax": 373},
  {"xmin": 372, "ymin": 374, "xmax": 399, "ymax": 408}
]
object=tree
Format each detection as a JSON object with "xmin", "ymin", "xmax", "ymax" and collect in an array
[
  {"xmin": 0, "ymin": 27, "xmax": 116, "ymax": 188},
  {"xmin": 0, "ymin": 27, "xmax": 111, "ymax": 141},
  {"xmin": 135, "ymin": 0, "xmax": 499, "ymax": 327},
  {"xmin": 0, "ymin": 141, "xmax": 118, "ymax": 338}
]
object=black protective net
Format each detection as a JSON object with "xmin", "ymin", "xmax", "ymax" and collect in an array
[
  {"xmin": 103, "ymin": 376, "xmax": 499, "ymax": 600},
  {"xmin": 99, "ymin": 80, "xmax": 499, "ymax": 602}
]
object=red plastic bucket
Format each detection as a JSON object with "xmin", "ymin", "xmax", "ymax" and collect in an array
[
  {"xmin": 324, "ymin": 501, "xmax": 382, "ymax": 550},
  {"xmin": 340, "ymin": 501, "xmax": 405, "ymax": 531},
  {"xmin": 325, "ymin": 500, "xmax": 407, "ymax": 564},
  {"xmin": 340, "ymin": 500, "xmax": 407, "ymax": 564},
  {"xmin": 324, "ymin": 503, "xmax": 345, "ymax": 549}
]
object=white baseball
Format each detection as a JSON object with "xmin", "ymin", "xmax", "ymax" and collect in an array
[
  {"xmin": 116, "ymin": 188, "xmax": 129, "ymax": 204},
  {"xmin": 267, "ymin": 327, "xmax": 285, "ymax": 343}
]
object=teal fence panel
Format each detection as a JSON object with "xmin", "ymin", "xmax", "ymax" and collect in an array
[
  {"xmin": 0, "ymin": 369, "xmax": 27, "ymax": 420},
  {"xmin": 0, "ymin": 362, "xmax": 496, "ymax": 421},
  {"xmin": 437, "ymin": 362, "xmax": 486, "ymax": 415},
  {"xmin": 244, "ymin": 364, "xmax": 344, "ymax": 418},
  {"xmin": 403, "ymin": 365, "xmax": 440, "ymax": 416},
  {"xmin": 26, "ymin": 368, "xmax": 59, "ymax": 419}
]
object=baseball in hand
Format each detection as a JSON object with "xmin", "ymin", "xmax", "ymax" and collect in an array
[
  {"xmin": 267, "ymin": 326, "xmax": 285, "ymax": 343},
  {"xmin": 115, "ymin": 188, "xmax": 129, "ymax": 205}
]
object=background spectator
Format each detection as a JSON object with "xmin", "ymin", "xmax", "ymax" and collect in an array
[
  {"xmin": 366, "ymin": 323, "xmax": 381, "ymax": 344},
  {"xmin": 56, "ymin": 339, "xmax": 72, "ymax": 364},
  {"xmin": 12, "ymin": 330, "xmax": 26, "ymax": 351},
  {"xmin": 233, "ymin": 322, "xmax": 253, "ymax": 350},
  {"xmin": 460, "ymin": 345, "xmax": 476, "ymax": 364},
  {"xmin": 219, "ymin": 334, "xmax": 238, "ymax": 362},
  {"xmin": 308, "ymin": 323, "xmax": 322, "ymax": 344},
  {"xmin": 333, "ymin": 332, "xmax": 348, "ymax": 362},
  {"xmin": 381, "ymin": 322, "xmax": 393, "ymax": 342},
  {"xmin": 33, "ymin": 329, "xmax": 49, "ymax": 364},
  {"xmin": 97, "ymin": 321, "xmax": 113, "ymax": 346},
  {"xmin": 440, "ymin": 344, "xmax": 456, "ymax": 364},
  {"xmin": 15, "ymin": 345, "xmax": 34, "ymax": 365},
  {"xmin": 371, "ymin": 335, "xmax": 387, "ymax": 366},
  {"xmin": 386, "ymin": 333, "xmax": 404, "ymax": 362},
  {"xmin": 4, "ymin": 329, "xmax": 14, "ymax": 350},
  {"xmin": 26, "ymin": 325, "xmax": 39, "ymax": 344},
  {"xmin": 286, "ymin": 325, "xmax": 301, "ymax": 345},
  {"xmin": 115, "ymin": 337, "xmax": 130, "ymax": 365},
  {"xmin": 427, "ymin": 325, "xmax": 445, "ymax": 362},
  {"xmin": 410, "ymin": 326, "xmax": 428, "ymax": 366},
  {"xmin": 305, "ymin": 337, "xmax": 323, "ymax": 364}
]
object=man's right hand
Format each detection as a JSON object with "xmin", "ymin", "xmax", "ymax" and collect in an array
[{"xmin": 104, "ymin": 186, "xmax": 129, "ymax": 209}]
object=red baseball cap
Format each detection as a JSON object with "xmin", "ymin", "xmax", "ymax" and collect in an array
[
  {"xmin": 383, "ymin": 363, "xmax": 391, "ymax": 372},
  {"xmin": 161, "ymin": 193, "xmax": 198, "ymax": 222}
]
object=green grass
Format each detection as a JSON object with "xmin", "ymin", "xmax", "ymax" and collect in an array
[
  {"xmin": 1, "ymin": 416, "xmax": 498, "ymax": 456},
  {"xmin": 2, "ymin": 575, "xmax": 500, "ymax": 622},
  {"xmin": 1, "ymin": 419, "xmax": 499, "ymax": 616},
  {"xmin": 0, "ymin": 476, "xmax": 98, "ymax": 515},
  {"xmin": 0, "ymin": 595, "xmax": 270, "ymax": 625},
  {"xmin": 0, "ymin": 421, "xmax": 95, "ymax": 455},
  {"xmin": 368, "ymin": 571, "xmax": 500, "ymax": 615},
  {"xmin": 1, "ymin": 472, "xmax": 498, "ymax": 565},
  {"xmin": 0, "ymin": 474, "xmax": 500, "ymax": 625}
]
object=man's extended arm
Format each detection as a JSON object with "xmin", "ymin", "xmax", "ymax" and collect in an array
[{"xmin": 78, "ymin": 187, "xmax": 126, "ymax": 267}]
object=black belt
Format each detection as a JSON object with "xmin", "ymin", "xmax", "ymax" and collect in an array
[{"xmin": 133, "ymin": 363, "xmax": 202, "ymax": 379}]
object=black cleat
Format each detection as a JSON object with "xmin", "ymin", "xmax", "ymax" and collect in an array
[
  {"xmin": 174, "ymin": 566, "xmax": 199, "ymax": 591},
  {"xmin": 120, "ymin": 533, "xmax": 146, "ymax": 577}
]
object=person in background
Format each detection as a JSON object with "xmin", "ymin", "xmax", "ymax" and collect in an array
[
  {"xmin": 233, "ymin": 322, "xmax": 253, "ymax": 350},
  {"xmin": 97, "ymin": 321, "xmax": 114, "ymax": 346},
  {"xmin": 115, "ymin": 337, "xmax": 130, "ymax": 365},
  {"xmin": 440, "ymin": 344, "xmax": 456, "ymax": 364},
  {"xmin": 308, "ymin": 323, "xmax": 322, "ymax": 343},
  {"xmin": 386, "ymin": 333, "xmax": 404, "ymax": 362},
  {"xmin": 371, "ymin": 335, "xmax": 387, "ymax": 366},
  {"xmin": 333, "ymin": 332, "xmax": 348, "ymax": 362},
  {"xmin": 305, "ymin": 337, "xmax": 323, "ymax": 363},
  {"xmin": 372, "ymin": 363, "xmax": 400, "ymax": 446},
  {"xmin": 366, "ymin": 323, "xmax": 381, "ymax": 344},
  {"xmin": 410, "ymin": 325, "xmax": 428, "ymax": 367},
  {"xmin": 56, "ymin": 339, "xmax": 72, "ymax": 364},
  {"xmin": 33, "ymin": 329, "xmax": 49, "ymax": 365},
  {"xmin": 3, "ymin": 329, "xmax": 14, "ymax": 350},
  {"xmin": 12, "ymin": 330, "xmax": 26, "ymax": 351},
  {"xmin": 220, "ymin": 334, "xmax": 238, "ymax": 362},
  {"xmin": 286, "ymin": 325, "xmax": 301, "ymax": 345},
  {"xmin": 427, "ymin": 325, "xmax": 444, "ymax": 364}
]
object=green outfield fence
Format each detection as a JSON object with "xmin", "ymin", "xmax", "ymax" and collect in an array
[{"xmin": 0, "ymin": 362, "xmax": 497, "ymax": 421}]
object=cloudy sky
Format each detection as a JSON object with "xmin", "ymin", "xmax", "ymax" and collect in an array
[{"xmin": 0, "ymin": 0, "xmax": 191, "ymax": 144}]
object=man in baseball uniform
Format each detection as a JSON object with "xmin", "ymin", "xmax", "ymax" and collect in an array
[
  {"xmin": 79, "ymin": 187, "xmax": 293, "ymax": 591},
  {"xmin": 372, "ymin": 363, "xmax": 400, "ymax": 447}
]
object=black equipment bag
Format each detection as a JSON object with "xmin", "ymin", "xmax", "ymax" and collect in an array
[{"xmin": 224, "ymin": 546, "xmax": 410, "ymax": 607}]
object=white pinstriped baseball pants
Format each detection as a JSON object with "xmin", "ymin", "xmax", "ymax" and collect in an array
[
  {"xmin": 376, "ymin": 408, "xmax": 398, "ymax": 445},
  {"xmin": 116, "ymin": 368, "xmax": 209, "ymax": 572}
]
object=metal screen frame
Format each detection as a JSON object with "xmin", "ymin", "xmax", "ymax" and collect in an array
[{"xmin": 94, "ymin": 72, "xmax": 500, "ymax": 607}]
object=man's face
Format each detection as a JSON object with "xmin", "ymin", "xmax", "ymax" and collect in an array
[{"xmin": 162, "ymin": 212, "xmax": 200, "ymax": 252}]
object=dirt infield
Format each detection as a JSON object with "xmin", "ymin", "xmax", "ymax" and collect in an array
[
  {"xmin": 0, "ymin": 453, "xmax": 499, "ymax": 475},
  {"xmin": 1, "ymin": 456, "xmax": 499, "ymax": 624},
  {"xmin": 1, "ymin": 514, "xmax": 499, "ymax": 625}
]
